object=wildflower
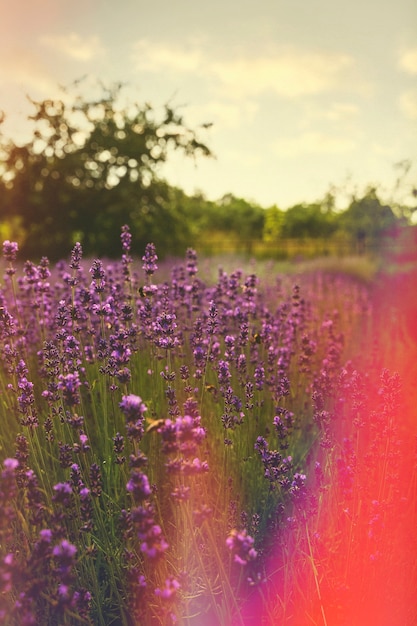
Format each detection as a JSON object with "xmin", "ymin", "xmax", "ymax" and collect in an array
[
  {"xmin": 58, "ymin": 442, "xmax": 74, "ymax": 468},
  {"xmin": 120, "ymin": 394, "xmax": 147, "ymax": 441},
  {"xmin": 207, "ymin": 300, "xmax": 218, "ymax": 335},
  {"xmin": 181, "ymin": 457, "xmax": 209, "ymax": 475},
  {"xmin": 69, "ymin": 242, "xmax": 83, "ymax": 270},
  {"xmin": 193, "ymin": 505, "xmax": 213, "ymax": 525},
  {"xmin": 89, "ymin": 463, "xmax": 102, "ymax": 497},
  {"xmin": 0, "ymin": 306, "xmax": 16, "ymax": 338},
  {"xmin": 70, "ymin": 463, "xmax": 83, "ymax": 493},
  {"xmin": 52, "ymin": 539, "xmax": 77, "ymax": 581},
  {"xmin": 290, "ymin": 472, "xmax": 307, "ymax": 501},
  {"xmin": 226, "ymin": 529, "xmax": 257, "ymax": 566},
  {"xmin": 218, "ymin": 360, "xmax": 231, "ymax": 385},
  {"xmin": 126, "ymin": 471, "xmax": 152, "ymax": 501},
  {"xmin": 142, "ymin": 242, "xmax": 158, "ymax": 276},
  {"xmin": 52, "ymin": 539, "xmax": 77, "ymax": 561},
  {"xmin": 3, "ymin": 240, "xmax": 19, "ymax": 262},
  {"xmin": 140, "ymin": 524, "xmax": 169, "ymax": 558},
  {"xmin": 3, "ymin": 457, "xmax": 19, "ymax": 471},
  {"xmin": 113, "ymin": 432, "xmax": 125, "ymax": 464},
  {"xmin": 72, "ymin": 589, "xmax": 92, "ymax": 620},
  {"xmin": 53, "ymin": 482, "xmax": 73, "ymax": 507},
  {"xmin": 24, "ymin": 469, "xmax": 45, "ymax": 524},
  {"xmin": 17, "ymin": 376, "xmax": 37, "ymax": 426},
  {"xmin": 179, "ymin": 365, "xmax": 189, "ymax": 380},
  {"xmin": 254, "ymin": 365, "xmax": 265, "ymax": 390},
  {"xmin": 58, "ymin": 372, "xmax": 81, "ymax": 406},
  {"xmin": 186, "ymin": 247, "xmax": 198, "ymax": 277},
  {"xmin": 171, "ymin": 485, "xmax": 191, "ymax": 501},
  {"xmin": 0, "ymin": 459, "xmax": 18, "ymax": 531},
  {"xmin": 120, "ymin": 224, "xmax": 132, "ymax": 254},
  {"xmin": 79, "ymin": 487, "xmax": 93, "ymax": 532},
  {"xmin": 159, "ymin": 413, "xmax": 206, "ymax": 457},
  {"xmin": 78, "ymin": 433, "xmax": 90, "ymax": 453},
  {"xmin": 152, "ymin": 312, "xmax": 180, "ymax": 349},
  {"xmin": 119, "ymin": 394, "xmax": 147, "ymax": 421},
  {"xmin": 155, "ymin": 576, "xmax": 180, "ymax": 599},
  {"xmin": 89, "ymin": 259, "xmax": 106, "ymax": 292},
  {"xmin": 3, "ymin": 240, "xmax": 19, "ymax": 277}
]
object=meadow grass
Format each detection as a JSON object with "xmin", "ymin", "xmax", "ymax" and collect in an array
[{"xmin": 0, "ymin": 230, "xmax": 415, "ymax": 625}]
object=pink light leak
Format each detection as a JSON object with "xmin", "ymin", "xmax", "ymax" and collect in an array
[{"xmin": 236, "ymin": 226, "xmax": 417, "ymax": 626}]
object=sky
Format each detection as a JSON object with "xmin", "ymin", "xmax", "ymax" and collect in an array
[{"xmin": 0, "ymin": 0, "xmax": 416, "ymax": 210}]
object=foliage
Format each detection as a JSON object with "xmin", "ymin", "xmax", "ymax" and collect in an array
[
  {"xmin": 0, "ymin": 84, "xmax": 212, "ymax": 259},
  {"xmin": 339, "ymin": 186, "xmax": 400, "ymax": 252}
]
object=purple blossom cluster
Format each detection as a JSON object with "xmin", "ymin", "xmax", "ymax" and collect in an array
[
  {"xmin": 0, "ymin": 228, "xmax": 383, "ymax": 625},
  {"xmin": 226, "ymin": 528, "xmax": 258, "ymax": 566}
]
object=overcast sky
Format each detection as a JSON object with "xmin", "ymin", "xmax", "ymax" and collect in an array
[{"xmin": 1, "ymin": 0, "xmax": 416, "ymax": 209}]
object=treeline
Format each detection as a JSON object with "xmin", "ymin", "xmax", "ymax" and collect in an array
[{"xmin": 0, "ymin": 84, "xmax": 413, "ymax": 261}]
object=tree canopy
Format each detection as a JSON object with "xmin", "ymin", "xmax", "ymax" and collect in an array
[{"xmin": 0, "ymin": 83, "xmax": 212, "ymax": 258}]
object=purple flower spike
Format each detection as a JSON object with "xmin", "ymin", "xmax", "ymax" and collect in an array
[
  {"xmin": 186, "ymin": 248, "xmax": 198, "ymax": 277},
  {"xmin": 140, "ymin": 524, "xmax": 169, "ymax": 558},
  {"xmin": 119, "ymin": 394, "xmax": 147, "ymax": 421},
  {"xmin": 58, "ymin": 372, "xmax": 81, "ymax": 406},
  {"xmin": 89, "ymin": 259, "xmax": 106, "ymax": 292},
  {"xmin": 52, "ymin": 539, "xmax": 77, "ymax": 580},
  {"xmin": 69, "ymin": 242, "xmax": 83, "ymax": 270},
  {"xmin": 121, "ymin": 225, "xmax": 132, "ymax": 253},
  {"xmin": 155, "ymin": 576, "xmax": 180, "ymax": 599},
  {"xmin": 2, "ymin": 240, "xmax": 18, "ymax": 262},
  {"xmin": 126, "ymin": 471, "xmax": 152, "ymax": 500},
  {"xmin": 142, "ymin": 242, "xmax": 158, "ymax": 276},
  {"xmin": 226, "ymin": 529, "xmax": 258, "ymax": 566},
  {"xmin": 3, "ymin": 458, "xmax": 19, "ymax": 471}
]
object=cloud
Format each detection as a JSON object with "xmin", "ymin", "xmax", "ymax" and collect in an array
[
  {"xmin": 324, "ymin": 102, "xmax": 360, "ymax": 121},
  {"xmin": 0, "ymin": 48, "xmax": 57, "ymax": 94},
  {"xmin": 273, "ymin": 131, "xmax": 357, "ymax": 158},
  {"xmin": 191, "ymin": 99, "xmax": 259, "ymax": 129},
  {"xmin": 210, "ymin": 50, "xmax": 355, "ymax": 99},
  {"xmin": 39, "ymin": 32, "xmax": 105, "ymax": 61},
  {"xmin": 131, "ymin": 40, "xmax": 203, "ymax": 73},
  {"xmin": 398, "ymin": 47, "xmax": 417, "ymax": 74},
  {"xmin": 130, "ymin": 39, "xmax": 356, "ymax": 99},
  {"xmin": 399, "ymin": 89, "xmax": 417, "ymax": 119}
]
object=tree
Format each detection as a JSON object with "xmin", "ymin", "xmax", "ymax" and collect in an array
[
  {"xmin": 0, "ymin": 83, "xmax": 212, "ymax": 259},
  {"xmin": 340, "ymin": 187, "xmax": 399, "ymax": 253},
  {"xmin": 263, "ymin": 205, "xmax": 284, "ymax": 244},
  {"xmin": 214, "ymin": 194, "xmax": 265, "ymax": 254},
  {"xmin": 280, "ymin": 202, "xmax": 337, "ymax": 239}
]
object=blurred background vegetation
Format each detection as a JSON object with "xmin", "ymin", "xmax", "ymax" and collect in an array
[{"xmin": 0, "ymin": 83, "xmax": 416, "ymax": 262}]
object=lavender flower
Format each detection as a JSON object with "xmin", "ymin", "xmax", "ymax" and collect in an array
[
  {"xmin": 2, "ymin": 240, "xmax": 19, "ymax": 277},
  {"xmin": 52, "ymin": 539, "xmax": 77, "ymax": 578},
  {"xmin": 120, "ymin": 394, "xmax": 147, "ymax": 441},
  {"xmin": 120, "ymin": 225, "xmax": 132, "ymax": 253},
  {"xmin": 126, "ymin": 471, "xmax": 152, "ymax": 501},
  {"xmin": 155, "ymin": 576, "xmax": 180, "ymax": 599},
  {"xmin": 226, "ymin": 529, "xmax": 257, "ymax": 566},
  {"xmin": 52, "ymin": 482, "xmax": 73, "ymax": 507},
  {"xmin": 89, "ymin": 259, "xmax": 106, "ymax": 293},
  {"xmin": 58, "ymin": 372, "xmax": 81, "ymax": 406},
  {"xmin": 142, "ymin": 243, "xmax": 158, "ymax": 276},
  {"xmin": 185, "ymin": 248, "xmax": 198, "ymax": 277},
  {"xmin": 139, "ymin": 524, "xmax": 169, "ymax": 559},
  {"xmin": 89, "ymin": 463, "xmax": 102, "ymax": 497},
  {"xmin": 119, "ymin": 394, "xmax": 147, "ymax": 421},
  {"xmin": 69, "ymin": 242, "xmax": 83, "ymax": 270}
]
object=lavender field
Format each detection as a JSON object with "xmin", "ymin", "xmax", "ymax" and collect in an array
[{"xmin": 0, "ymin": 228, "xmax": 416, "ymax": 626}]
